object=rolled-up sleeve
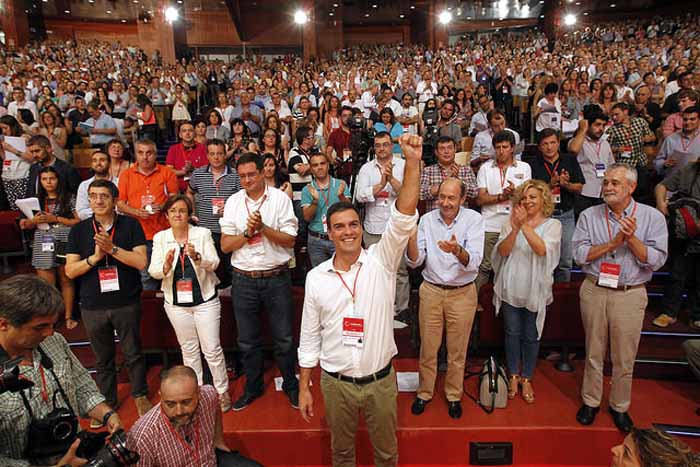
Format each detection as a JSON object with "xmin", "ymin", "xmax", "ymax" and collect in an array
[
  {"xmin": 354, "ymin": 164, "xmax": 376, "ymax": 203},
  {"xmin": 572, "ymin": 210, "xmax": 594, "ymax": 266},
  {"xmin": 636, "ymin": 210, "xmax": 668, "ymax": 271},
  {"xmin": 463, "ymin": 213, "xmax": 485, "ymax": 271},
  {"xmin": 277, "ymin": 195, "xmax": 299, "ymax": 237},
  {"xmin": 298, "ymin": 280, "xmax": 322, "ymax": 368}
]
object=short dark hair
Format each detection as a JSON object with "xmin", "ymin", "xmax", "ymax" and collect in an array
[
  {"xmin": 27, "ymin": 134, "xmax": 51, "ymax": 149},
  {"xmin": 538, "ymin": 128, "xmax": 560, "ymax": 144},
  {"xmin": 487, "ymin": 109, "xmax": 505, "ymax": 124},
  {"xmin": 309, "ymin": 152, "xmax": 328, "ymax": 163},
  {"xmin": 340, "ymin": 105, "xmax": 353, "ymax": 114},
  {"xmin": 682, "ymin": 105, "xmax": 700, "ymax": 116},
  {"xmin": 544, "ymin": 83, "xmax": 559, "ymax": 95},
  {"xmin": 295, "ymin": 125, "xmax": 313, "ymax": 146},
  {"xmin": 374, "ymin": 131, "xmax": 392, "ymax": 143},
  {"xmin": 236, "ymin": 152, "xmax": 264, "ymax": 171},
  {"xmin": 88, "ymin": 178, "xmax": 119, "ymax": 199},
  {"xmin": 583, "ymin": 104, "xmax": 609, "ymax": 125},
  {"xmin": 326, "ymin": 201, "xmax": 361, "ymax": 231},
  {"xmin": 162, "ymin": 194, "xmax": 193, "ymax": 216},
  {"xmin": 492, "ymin": 130, "xmax": 515, "ymax": 147},
  {"xmin": 206, "ymin": 138, "xmax": 227, "ymax": 152},
  {"xmin": 435, "ymin": 136, "xmax": 456, "ymax": 150},
  {"xmin": 0, "ymin": 274, "xmax": 64, "ymax": 327}
]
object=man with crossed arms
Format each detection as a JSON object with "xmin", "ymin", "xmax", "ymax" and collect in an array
[{"xmin": 298, "ymin": 134, "xmax": 422, "ymax": 467}]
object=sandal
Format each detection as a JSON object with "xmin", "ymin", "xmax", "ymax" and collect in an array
[
  {"xmin": 508, "ymin": 375, "xmax": 520, "ymax": 399},
  {"xmin": 521, "ymin": 378, "xmax": 535, "ymax": 404}
]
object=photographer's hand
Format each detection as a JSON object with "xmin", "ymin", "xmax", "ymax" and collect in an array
[
  {"xmin": 54, "ymin": 438, "xmax": 87, "ymax": 467},
  {"xmin": 105, "ymin": 412, "xmax": 123, "ymax": 435}
]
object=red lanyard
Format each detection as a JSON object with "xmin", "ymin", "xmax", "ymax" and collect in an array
[
  {"xmin": 179, "ymin": 229, "xmax": 189, "ymax": 278},
  {"xmin": 680, "ymin": 131, "xmax": 698, "ymax": 152},
  {"xmin": 335, "ymin": 263, "xmax": 363, "ymax": 304},
  {"xmin": 498, "ymin": 165, "xmax": 509, "ymax": 188},
  {"xmin": 162, "ymin": 411, "xmax": 200, "ymax": 466},
  {"xmin": 213, "ymin": 169, "xmax": 226, "ymax": 195},
  {"xmin": 44, "ymin": 198, "xmax": 57, "ymax": 213},
  {"xmin": 244, "ymin": 189, "xmax": 268, "ymax": 216},
  {"xmin": 314, "ymin": 179, "xmax": 331, "ymax": 207},
  {"xmin": 38, "ymin": 365, "xmax": 49, "ymax": 403},
  {"xmin": 93, "ymin": 218, "xmax": 117, "ymax": 266},
  {"xmin": 605, "ymin": 201, "xmax": 638, "ymax": 242},
  {"xmin": 543, "ymin": 159, "xmax": 560, "ymax": 179}
]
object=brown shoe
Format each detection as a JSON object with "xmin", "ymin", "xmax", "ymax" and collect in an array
[
  {"xmin": 521, "ymin": 378, "xmax": 535, "ymax": 404},
  {"xmin": 220, "ymin": 392, "xmax": 232, "ymax": 413},
  {"xmin": 652, "ymin": 313, "xmax": 677, "ymax": 328},
  {"xmin": 508, "ymin": 375, "xmax": 520, "ymax": 399},
  {"xmin": 135, "ymin": 396, "xmax": 153, "ymax": 417}
]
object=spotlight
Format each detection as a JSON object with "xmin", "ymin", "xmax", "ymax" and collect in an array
[
  {"xmin": 294, "ymin": 10, "xmax": 309, "ymax": 24},
  {"xmin": 438, "ymin": 10, "xmax": 452, "ymax": 24},
  {"xmin": 564, "ymin": 13, "xmax": 576, "ymax": 26},
  {"xmin": 164, "ymin": 6, "xmax": 179, "ymax": 22}
]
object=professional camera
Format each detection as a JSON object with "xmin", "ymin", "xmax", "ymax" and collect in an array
[
  {"xmin": 27, "ymin": 406, "xmax": 79, "ymax": 459},
  {"xmin": 422, "ymin": 107, "xmax": 439, "ymax": 166},
  {"xmin": 0, "ymin": 355, "xmax": 34, "ymax": 394},
  {"xmin": 78, "ymin": 429, "xmax": 140, "ymax": 467},
  {"xmin": 338, "ymin": 114, "xmax": 376, "ymax": 186}
]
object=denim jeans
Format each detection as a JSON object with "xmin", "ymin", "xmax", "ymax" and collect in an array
[
  {"xmin": 231, "ymin": 269, "xmax": 299, "ymax": 395},
  {"xmin": 551, "ymin": 208, "xmax": 574, "ymax": 283},
  {"xmin": 501, "ymin": 302, "xmax": 540, "ymax": 378},
  {"xmin": 141, "ymin": 240, "xmax": 161, "ymax": 291},
  {"xmin": 81, "ymin": 302, "xmax": 148, "ymax": 407},
  {"xmin": 292, "ymin": 200, "xmax": 308, "ymax": 247},
  {"xmin": 307, "ymin": 233, "xmax": 335, "ymax": 267}
]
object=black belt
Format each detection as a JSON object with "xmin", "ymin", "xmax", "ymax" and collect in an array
[
  {"xmin": 308, "ymin": 230, "xmax": 329, "ymax": 240},
  {"xmin": 324, "ymin": 362, "xmax": 392, "ymax": 385},
  {"xmin": 425, "ymin": 280, "xmax": 474, "ymax": 290},
  {"xmin": 232, "ymin": 264, "xmax": 288, "ymax": 278}
]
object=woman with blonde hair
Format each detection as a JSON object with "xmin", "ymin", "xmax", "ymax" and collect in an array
[
  {"xmin": 492, "ymin": 179, "xmax": 562, "ymax": 404},
  {"xmin": 611, "ymin": 427, "xmax": 699, "ymax": 467}
]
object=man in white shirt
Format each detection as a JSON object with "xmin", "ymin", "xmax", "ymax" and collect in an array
[
  {"xmin": 614, "ymin": 73, "xmax": 635, "ymax": 103},
  {"xmin": 298, "ymin": 134, "xmax": 422, "ymax": 467},
  {"xmin": 471, "ymin": 110, "xmax": 522, "ymax": 169},
  {"xmin": 381, "ymin": 87, "xmax": 402, "ymax": 117},
  {"xmin": 341, "ymin": 88, "xmax": 364, "ymax": 114},
  {"xmin": 265, "ymin": 87, "xmax": 292, "ymax": 127},
  {"xmin": 76, "ymin": 151, "xmax": 113, "ymax": 220},
  {"xmin": 468, "ymin": 94, "xmax": 492, "ymax": 136},
  {"xmin": 220, "ymin": 153, "xmax": 299, "ymax": 412},
  {"xmin": 396, "ymin": 93, "xmax": 419, "ymax": 135},
  {"xmin": 474, "ymin": 130, "xmax": 532, "ymax": 296},
  {"xmin": 355, "ymin": 132, "xmax": 410, "ymax": 317},
  {"xmin": 416, "ymin": 71, "xmax": 438, "ymax": 104},
  {"xmin": 7, "ymin": 88, "xmax": 38, "ymax": 121},
  {"xmin": 406, "ymin": 178, "xmax": 484, "ymax": 419},
  {"xmin": 360, "ymin": 83, "xmax": 379, "ymax": 119}
]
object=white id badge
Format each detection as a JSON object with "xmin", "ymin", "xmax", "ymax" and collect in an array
[
  {"xmin": 42, "ymin": 234, "xmax": 55, "ymax": 252},
  {"xmin": 176, "ymin": 279, "xmax": 194, "ymax": 303},
  {"xmin": 98, "ymin": 267, "xmax": 120, "ymax": 293},
  {"xmin": 496, "ymin": 202, "xmax": 511, "ymax": 214},
  {"xmin": 552, "ymin": 188, "xmax": 561, "ymax": 205},
  {"xmin": 211, "ymin": 197, "xmax": 225, "ymax": 216},
  {"xmin": 621, "ymin": 151, "xmax": 632, "ymax": 160},
  {"xmin": 598, "ymin": 262, "xmax": 621, "ymax": 289},
  {"xmin": 342, "ymin": 316, "xmax": 365, "ymax": 348},
  {"xmin": 322, "ymin": 214, "xmax": 328, "ymax": 233},
  {"xmin": 595, "ymin": 163, "xmax": 606, "ymax": 178},
  {"xmin": 247, "ymin": 233, "xmax": 265, "ymax": 255},
  {"xmin": 141, "ymin": 194, "xmax": 155, "ymax": 212}
]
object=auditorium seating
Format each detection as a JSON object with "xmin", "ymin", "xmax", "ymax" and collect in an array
[{"xmin": 0, "ymin": 211, "xmax": 27, "ymax": 274}]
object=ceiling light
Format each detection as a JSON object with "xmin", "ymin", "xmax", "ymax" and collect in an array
[
  {"xmin": 438, "ymin": 10, "xmax": 452, "ymax": 24},
  {"xmin": 364, "ymin": 12, "xmax": 370, "ymax": 17},
  {"xmin": 539, "ymin": 14, "xmax": 544, "ymax": 18},
  {"xmin": 410, "ymin": 5, "xmax": 415, "ymax": 9},
  {"xmin": 177, "ymin": 0, "xmax": 183, "ymax": 3},
  {"xmin": 399, "ymin": 13, "xmax": 404, "ymax": 18},
  {"xmin": 133, "ymin": 0, "xmax": 139, "ymax": 3},
  {"xmin": 164, "ymin": 6, "xmax": 179, "ymax": 22},
  {"xmin": 106, "ymin": 9, "xmax": 112, "ymax": 13},
  {"xmin": 121, "ymin": 19, "xmax": 127, "ymax": 22},
  {"xmin": 564, "ymin": 13, "xmax": 576, "ymax": 25},
  {"xmin": 467, "ymin": 16, "xmax": 472, "ymax": 19},
  {"xmin": 333, "ymin": 3, "xmax": 338, "ymax": 6},
  {"xmin": 42, "ymin": 0, "xmax": 48, "ymax": 3},
  {"xmin": 539, "ymin": 0, "xmax": 544, "ymax": 3},
  {"xmin": 575, "ymin": 1, "xmax": 580, "ymax": 4},
  {"xmin": 329, "ymin": 11, "xmax": 334, "ymax": 16},
  {"xmin": 609, "ymin": 3, "xmax": 616, "ymax": 6},
  {"xmin": 583, "ymin": 11, "xmax": 589, "ymax": 15},
  {"xmin": 372, "ymin": 3, "xmax": 377, "ymax": 7},
  {"xmin": 64, "ymin": 9, "xmax": 70, "ymax": 13},
  {"xmin": 294, "ymin": 10, "xmax": 308, "ymax": 24}
]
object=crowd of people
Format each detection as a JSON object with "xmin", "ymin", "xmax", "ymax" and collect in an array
[{"xmin": 1, "ymin": 12, "xmax": 700, "ymax": 467}]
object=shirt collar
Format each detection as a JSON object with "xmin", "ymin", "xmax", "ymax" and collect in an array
[
  {"xmin": 326, "ymin": 249, "xmax": 367, "ymax": 274},
  {"xmin": 207, "ymin": 164, "xmax": 229, "ymax": 175},
  {"xmin": 606, "ymin": 198, "xmax": 636, "ymax": 218},
  {"xmin": 437, "ymin": 206, "xmax": 462, "ymax": 226}
]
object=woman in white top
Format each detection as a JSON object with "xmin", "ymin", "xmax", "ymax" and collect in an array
[
  {"xmin": 492, "ymin": 179, "xmax": 561, "ymax": 405},
  {"xmin": 148, "ymin": 195, "xmax": 231, "ymax": 412},
  {"xmin": 534, "ymin": 82, "xmax": 562, "ymax": 135},
  {"xmin": 0, "ymin": 115, "xmax": 33, "ymax": 210}
]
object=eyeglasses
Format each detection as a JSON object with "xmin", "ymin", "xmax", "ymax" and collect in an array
[{"xmin": 88, "ymin": 193, "xmax": 112, "ymax": 201}]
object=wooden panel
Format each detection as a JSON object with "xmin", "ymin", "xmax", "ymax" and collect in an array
[
  {"xmin": 45, "ymin": 18, "xmax": 139, "ymax": 45},
  {"xmin": 343, "ymin": 25, "xmax": 410, "ymax": 46}
]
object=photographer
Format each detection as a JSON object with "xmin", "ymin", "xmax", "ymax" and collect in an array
[
  {"xmin": 432, "ymin": 99, "xmax": 462, "ymax": 146},
  {"xmin": 0, "ymin": 274, "xmax": 122, "ymax": 467}
]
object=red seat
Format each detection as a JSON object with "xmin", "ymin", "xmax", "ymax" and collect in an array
[{"xmin": 0, "ymin": 211, "xmax": 27, "ymax": 273}]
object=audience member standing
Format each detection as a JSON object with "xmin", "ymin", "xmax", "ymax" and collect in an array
[{"xmin": 419, "ymin": 136, "xmax": 478, "ymax": 212}]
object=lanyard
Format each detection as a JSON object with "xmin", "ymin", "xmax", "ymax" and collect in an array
[
  {"xmin": 178, "ymin": 229, "xmax": 189, "ymax": 279},
  {"xmin": 44, "ymin": 198, "xmax": 57, "ymax": 213},
  {"xmin": 605, "ymin": 201, "xmax": 638, "ymax": 242},
  {"xmin": 314, "ymin": 179, "xmax": 332, "ymax": 208},
  {"xmin": 92, "ymin": 218, "xmax": 117, "ymax": 266},
  {"xmin": 244, "ymin": 189, "xmax": 268, "ymax": 216},
  {"xmin": 543, "ymin": 158, "xmax": 560, "ymax": 180},
  {"xmin": 498, "ymin": 165, "xmax": 509, "ymax": 188},
  {"xmin": 335, "ymin": 263, "xmax": 363, "ymax": 304},
  {"xmin": 680, "ymin": 131, "xmax": 699, "ymax": 152},
  {"xmin": 38, "ymin": 365, "xmax": 49, "ymax": 403},
  {"xmin": 213, "ymin": 169, "xmax": 226, "ymax": 195},
  {"xmin": 162, "ymin": 411, "xmax": 200, "ymax": 466}
]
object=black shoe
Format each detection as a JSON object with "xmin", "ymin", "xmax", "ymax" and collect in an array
[
  {"xmin": 576, "ymin": 404, "xmax": 600, "ymax": 425},
  {"xmin": 609, "ymin": 408, "xmax": 634, "ymax": 433},
  {"xmin": 411, "ymin": 397, "xmax": 430, "ymax": 415},
  {"xmin": 286, "ymin": 389, "xmax": 299, "ymax": 409},
  {"xmin": 232, "ymin": 392, "xmax": 260, "ymax": 411},
  {"xmin": 448, "ymin": 401, "xmax": 462, "ymax": 419}
]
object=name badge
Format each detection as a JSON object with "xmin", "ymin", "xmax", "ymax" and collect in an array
[
  {"xmin": 598, "ymin": 262, "xmax": 621, "ymax": 289},
  {"xmin": 376, "ymin": 190, "xmax": 390, "ymax": 206},
  {"xmin": 551, "ymin": 186, "xmax": 561, "ymax": 205},
  {"xmin": 176, "ymin": 279, "xmax": 194, "ymax": 303},
  {"xmin": 595, "ymin": 163, "xmax": 606, "ymax": 178},
  {"xmin": 496, "ymin": 202, "xmax": 511, "ymax": 214},
  {"xmin": 322, "ymin": 214, "xmax": 328, "ymax": 233},
  {"xmin": 212, "ymin": 197, "xmax": 225, "ymax": 216},
  {"xmin": 3, "ymin": 159, "xmax": 11, "ymax": 167},
  {"xmin": 42, "ymin": 234, "xmax": 55, "ymax": 252},
  {"xmin": 247, "ymin": 232, "xmax": 264, "ymax": 255},
  {"xmin": 98, "ymin": 266, "xmax": 120, "ymax": 293},
  {"xmin": 342, "ymin": 316, "xmax": 365, "ymax": 348},
  {"xmin": 141, "ymin": 194, "xmax": 155, "ymax": 212}
]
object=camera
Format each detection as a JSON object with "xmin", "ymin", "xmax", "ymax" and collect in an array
[
  {"xmin": 27, "ymin": 407, "xmax": 79, "ymax": 459},
  {"xmin": 78, "ymin": 429, "xmax": 140, "ymax": 467},
  {"xmin": 0, "ymin": 356, "xmax": 34, "ymax": 394},
  {"xmin": 422, "ymin": 107, "xmax": 440, "ymax": 166}
]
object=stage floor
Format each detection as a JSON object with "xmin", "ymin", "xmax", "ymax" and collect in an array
[{"xmin": 106, "ymin": 358, "xmax": 699, "ymax": 466}]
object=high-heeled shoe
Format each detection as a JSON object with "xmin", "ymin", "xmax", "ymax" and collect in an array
[
  {"xmin": 521, "ymin": 378, "xmax": 535, "ymax": 404},
  {"xmin": 508, "ymin": 375, "xmax": 520, "ymax": 399}
]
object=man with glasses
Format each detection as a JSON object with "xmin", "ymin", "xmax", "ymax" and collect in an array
[
  {"xmin": 356, "ymin": 131, "xmax": 410, "ymax": 320},
  {"xmin": 65, "ymin": 179, "xmax": 153, "ymax": 420}
]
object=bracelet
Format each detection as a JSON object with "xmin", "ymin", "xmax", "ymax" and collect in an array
[
  {"xmin": 102, "ymin": 410, "xmax": 116, "ymax": 426},
  {"xmin": 86, "ymin": 256, "xmax": 94, "ymax": 267}
]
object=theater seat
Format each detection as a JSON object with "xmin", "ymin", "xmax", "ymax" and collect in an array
[{"xmin": 0, "ymin": 211, "xmax": 28, "ymax": 273}]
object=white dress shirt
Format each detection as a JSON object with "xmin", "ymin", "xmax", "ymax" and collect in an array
[
  {"xmin": 471, "ymin": 128, "xmax": 522, "ymax": 162},
  {"xmin": 476, "ymin": 160, "xmax": 531, "ymax": 233},
  {"xmin": 219, "ymin": 186, "xmax": 298, "ymax": 271},
  {"xmin": 360, "ymin": 91, "xmax": 377, "ymax": 118},
  {"xmin": 406, "ymin": 207, "xmax": 484, "ymax": 286},
  {"xmin": 355, "ymin": 156, "xmax": 405, "ymax": 235},
  {"xmin": 468, "ymin": 111, "xmax": 488, "ymax": 135},
  {"xmin": 76, "ymin": 176, "xmax": 96, "ymax": 220},
  {"xmin": 298, "ymin": 203, "xmax": 418, "ymax": 377}
]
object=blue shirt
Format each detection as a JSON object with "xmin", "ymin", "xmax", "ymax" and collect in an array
[
  {"xmin": 572, "ymin": 199, "xmax": 668, "ymax": 286},
  {"xmin": 300, "ymin": 177, "xmax": 350, "ymax": 234},
  {"xmin": 374, "ymin": 121, "xmax": 404, "ymax": 155},
  {"xmin": 87, "ymin": 112, "xmax": 117, "ymax": 146}
]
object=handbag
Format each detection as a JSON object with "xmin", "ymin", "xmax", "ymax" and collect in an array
[{"xmin": 464, "ymin": 356, "xmax": 509, "ymax": 414}]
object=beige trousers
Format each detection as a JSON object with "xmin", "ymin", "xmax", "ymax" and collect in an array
[
  {"xmin": 320, "ymin": 367, "xmax": 398, "ymax": 467},
  {"xmin": 579, "ymin": 278, "xmax": 648, "ymax": 412},
  {"xmin": 475, "ymin": 231, "xmax": 501, "ymax": 297},
  {"xmin": 417, "ymin": 281, "xmax": 478, "ymax": 401}
]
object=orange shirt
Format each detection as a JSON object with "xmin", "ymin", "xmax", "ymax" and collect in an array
[{"xmin": 118, "ymin": 164, "xmax": 179, "ymax": 240}]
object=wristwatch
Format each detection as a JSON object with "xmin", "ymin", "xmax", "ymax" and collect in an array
[
  {"xmin": 110, "ymin": 246, "xmax": 119, "ymax": 255},
  {"xmin": 243, "ymin": 229, "xmax": 252, "ymax": 238},
  {"xmin": 102, "ymin": 410, "xmax": 116, "ymax": 426}
]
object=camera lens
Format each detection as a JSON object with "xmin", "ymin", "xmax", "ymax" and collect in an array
[{"xmin": 53, "ymin": 420, "xmax": 74, "ymax": 440}]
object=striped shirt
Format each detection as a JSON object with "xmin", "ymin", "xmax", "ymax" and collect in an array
[
  {"xmin": 0, "ymin": 334, "xmax": 105, "ymax": 467},
  {"xmin": 127, "ymin": 385, "xmax": 219, "ymax": 467},
  {"xmin": 188, "ymin": 165, "xmax": 241, "ymax": 233},
  {"xmin": 605, "ymin": 117, "xmax": 654, "ymax": 168},
  {"xmin": 288, "ymin": 147, "xmax": 313, "ymax": 201}
]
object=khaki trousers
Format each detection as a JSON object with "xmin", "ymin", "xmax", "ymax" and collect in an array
[
  {"xmin": 418, "ymin": 281, "xmax": 477, "ymax": 401},
  {"xmin": 579, "ymin": 278, "xmax": 648, "ymax": 412},
  {"xmin": 475, "ymin": 231, "xmax": 501, "ymax": 297},
  {"xmin": 320, "ymin": 367, "xmax": 398, "ymax": 467},
  {"xmin": 363, "ymin": 231, "xmax": 410, "ymax": 313}
]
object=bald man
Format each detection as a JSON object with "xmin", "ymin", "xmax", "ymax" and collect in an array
[
  {"xmin": 127, "ymin": 366, "xmax": 261, "ymax": 467},
  {"xmin": 406, "ymin": 178, "xmax": 485, "ymax": 419}
]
